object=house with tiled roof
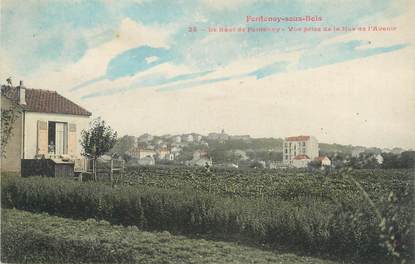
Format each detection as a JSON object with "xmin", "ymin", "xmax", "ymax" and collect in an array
[
  {"xmin": 292, "ymin": 154, "xmax": 311, "ymax": 168},
  {"xmin": 283, "ymin": 135, "xmax": 319, "ymax": 167},
  {"xmin": 1, "ymin": 82, "xmax": 91, "ymax": 173},
  {"xmin": 126, "ymin": 147, "xmax": 156, "ymax": 160},
  {"xmin": 315, "ymin": 156, "xmax": 331, "ymax": 167}
]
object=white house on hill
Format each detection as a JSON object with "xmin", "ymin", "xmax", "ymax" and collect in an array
[
  {"xmin": 127, "ymin": 147, "xmax": 156, "ymax": 160},
  {"xmin": 283, "ymin": 135, "xmax": 319, "ymax": 166},
  {"xmin": 1, "ymin": 83, "xmax": 91, "ymax": 173},
  {"xmin": 187, "ymin": 149, "xmax": 211, "ymax": 167},
  {"xmin": 316, "ymin": 156, "xmax": 332, "ymax": 167}
]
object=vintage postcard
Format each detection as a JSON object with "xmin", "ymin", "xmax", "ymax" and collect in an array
[{"xmin": 1, "ymin": 0, "xmax": 414, "ymax": 263}]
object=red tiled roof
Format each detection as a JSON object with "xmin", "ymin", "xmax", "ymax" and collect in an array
[
  {"xmin": 1, "ymin": 85, "xmax": 91, "ymax": 116},
  {"xmin": 315, "ymin": 156, "xmax": 329, "ymax": 161},
  {"xmin": 285, "ymin": 135, "xmax": 310, "ymax": 141},
  {"xmin": 293, "ymin": 154, "xmax": 310, "ymax": 160}
]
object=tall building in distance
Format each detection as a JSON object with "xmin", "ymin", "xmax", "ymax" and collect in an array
[{"xmin": 283, "ymin": 136, "xmax": 319, "ymax": 165}]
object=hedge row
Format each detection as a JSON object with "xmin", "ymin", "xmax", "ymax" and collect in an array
[
  {"xmin": 2, "ymin": 209, "xmax": 338, "ymax": 264},
  {"xmin": 1, "ymin": 176, "xmax": 410, "ymax": 262}
]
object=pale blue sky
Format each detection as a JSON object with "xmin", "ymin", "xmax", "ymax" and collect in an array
[
  {"xmin": 1, "ymin": 0, "xmax": 408, "ymax": 92},
  {"xmin": 1, "ymin": 0, "xmax": 414, "ymax": 148}
]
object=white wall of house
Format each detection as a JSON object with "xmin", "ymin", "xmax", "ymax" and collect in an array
[
  {"xmin": 375, "ymin": 154, "xmax": 384, "ymax": 164},
  {"xmin": 283, "ymin": 136, "xmax": 319, "ymax": 164},
  {"xmin": 321, "ymin": 157, "xmax": 332, "ymax": 166},
  {"xmin": 188, "ymin": 158, "xmax": 212, "ymax": 167},
  {"xmin": 23, "ymin": 112, "xmax": 90, "ymax": 159},
  {"xmin": 138, "ymin": 149, "xmax": 156, "ymax": 159},
  {"xmin": 292, "ymin": 158, "xmax": 311, "ymax": 168},
  {"xmin": 306, "ymin": 137, "xmax": 319, "ymax": 160}
]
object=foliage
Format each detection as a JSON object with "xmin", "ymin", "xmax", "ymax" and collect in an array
[
  {"xmin": 382, "ymin": 151, "xmax": 415, "ymax": 169},
  {"xmin": 337, "ymin": 169, "xmax": 414, "ymax": 263},
  {"xmin": 2, "ymin": 209, "xmax": 338, "ymax": 264},
  {"xmin": 1, "ymin": 104, "xmax": 21, "ymax": 157},
  {"xmin": 120, "ymin": 167, "xmax": 413, "ymax": 200},
  {"xmin": 382, "ymin": 153, "xmax": 402, "ymax": 169},
  {"xmin": 398, "ymin": 151, "xmax": 415, "ymax": 168},
  {"xmin": 347, "ymin": 153, "xmax": 381, "ymax": 169},
  {"xmin": 2, "ymin": 170, "xmax": 414, "ymax": 263},
  {"xmin": 308, "ymin": 159, "xmax": 322, "ymax": 169},
  {"xmin": 318, "ymin": 143, "xmax": 355, "ymax": 156},
  {"xmin": 346, "ymin": 151, "xmax": 415, "ymax": 170},
  {"xmin": 207, "ymin": 138, "xmax": 283, "ymax": 152},
  {"xmin": 246, "ymin": 150, "xmax": 282, "ymax": 162},
  {"xmin": 80, "ymin": 117, "xmax": 117, "ymax": 159},
  {"xmin": 110, "ymin": 135, "xmax": 136, "ymax": 157}
]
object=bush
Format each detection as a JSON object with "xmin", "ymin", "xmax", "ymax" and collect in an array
[
  {"xmin": 5, "ymin": 209, "xmax": 327, "ymax": 264},
  {"xmin": 1, "ymin": 176, "xmax": 413, "ymax": 263}
]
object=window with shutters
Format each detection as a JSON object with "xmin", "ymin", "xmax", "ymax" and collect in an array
[{"xmin": 48, "ymin": 121, "xmax": 68, "ymax": 155}]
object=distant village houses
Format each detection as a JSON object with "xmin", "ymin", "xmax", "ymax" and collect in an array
[
  {"xmin": 352, "ymin": 147, "xmax": 366, "ymax": 158},
  {"xmin": 157, "ymin": 147, "xmax": 174, "ymax": 160},
  {"xmin": 207, "ymin": 129, "xmax": 229, "ymax": 141},
  {"xmin": 171, "ymin": 135, "xmax": 182, "ymax": 143},
  {"xmin": 137, "ymin": 133, "xmax": 154, "ymax": 143},
  {"xmin": 283, "ymin": 135, "xmax": 332, "ymax": 168},
  {"xmin": 187, "ymin": 149, "xmax": 212, "ymax": 166},
  {"xmin": 193, "ymin": 149, "xmax": 208, "ymax": 160},
  {"xmin": 127, "ymin": 147, "xmax": 156, "ymax": 160},
  {"xmin": 194, "ymin": 134, "xmax": 203, "ymax": 142},
  {"xmin": 120, "ymin": 131, "xmax": 406, "ymax": 170},
  {"xmin": 182, "ymin": 134, "xmax": 194, "ymax": 143}
]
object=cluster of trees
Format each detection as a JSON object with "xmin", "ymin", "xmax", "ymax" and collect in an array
[
  {"xmin": 95, "ymin": 127, "xmax": 415, "ymax": 170},
  {"xmin": 1, "ymin": 104, "xmax": 21, "ymax": 157},
  {"xmin": 351, "ymin": 152, "xmax": 415, "ymax": 169},
  {"xmin": 205, "ymin": 138, "xmax": 283, "ymax": 164},
  {"xmin": 326, "ymin": 151, "xmax": 415, "ymax": 169},
  {"xmin": 381, "ymin": 151, "xmax": 415, "ymax": 169},
  {"xmin": 206, "ymin": 138, "xmax": 283, "ymax": 152}
]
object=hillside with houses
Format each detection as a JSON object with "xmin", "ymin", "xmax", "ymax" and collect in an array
[{"xmin": 109, "ymin": 130, "xmax": 413, "ymax": 170}]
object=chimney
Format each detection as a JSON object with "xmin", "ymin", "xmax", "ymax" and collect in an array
[{"xmin": 18, "ymin": 80, "xmax": 27, "ymax": 105}]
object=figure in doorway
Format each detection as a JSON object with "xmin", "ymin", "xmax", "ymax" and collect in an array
[{"xmin": 48, "ymin": 140, "xmax": 55, "ymax": 154}]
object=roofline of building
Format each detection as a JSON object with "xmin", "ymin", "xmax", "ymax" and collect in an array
[
  {"xmin": 23, "ymin": 110, "xmax": 91, "ymax": 117},
  {"xmin": 1, "ymin": 85, "xmax": 92, "ymax": 117}
]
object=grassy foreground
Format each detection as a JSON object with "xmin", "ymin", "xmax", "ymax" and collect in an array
[
  {"xmin": 3, "ymin": 175, "xmax": 414, "ymax": 262},
  {"xmin": 1, "ymin": 209, "xmax": 340, "ymax": 264}
]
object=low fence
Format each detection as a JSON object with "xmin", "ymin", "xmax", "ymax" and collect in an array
[
  {"xmin": 74, "ymin": 158, "xmax": 125, "ymax": 183},
  {"xmin": 21, "ymin": 157, "xmax": 124, "ymax": 183}
]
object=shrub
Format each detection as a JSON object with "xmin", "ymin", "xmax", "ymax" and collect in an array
[
  {"xmin": 4, "ymin": 209, "xmax": 327, "ymax": 264},
  {"xmin": 1, "ymin": 175, "xmax": 413, "ymax": 263}
]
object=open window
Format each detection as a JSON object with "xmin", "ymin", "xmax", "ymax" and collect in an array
[{"xmin": 48, "ymin": 121, "xmax": 68, "ymax": 155}]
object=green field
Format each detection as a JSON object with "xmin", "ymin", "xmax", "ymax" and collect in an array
[
  {"xmin": 2, "ymin": 208, "xmax": 340, "ymax": 264},
  {"xmin": 122, "ymin": 167, "xmax": 413, "ymax": 200},
  {"xmin": 1, "ymin": 168, "xmax": 414, "ymax": 263}
]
